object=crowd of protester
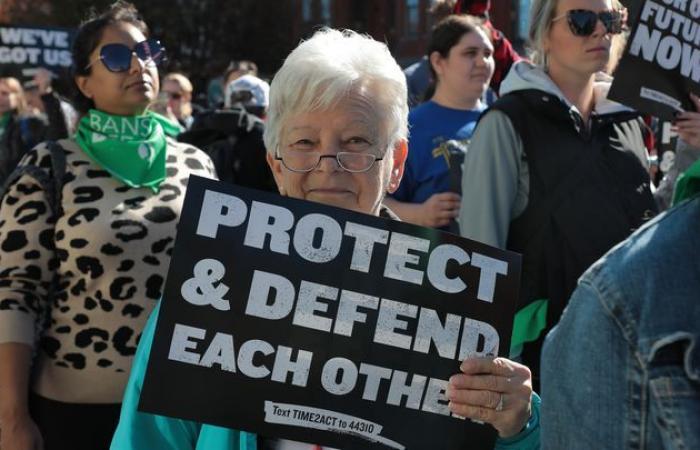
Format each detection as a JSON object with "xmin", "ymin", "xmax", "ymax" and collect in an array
[{"xmin": 0, "ymin": 0, "xmax": 697, "ymax": 449}]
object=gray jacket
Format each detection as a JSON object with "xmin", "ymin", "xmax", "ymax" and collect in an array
[{"xmin": 458, "ymin": 61, "xmax": 648, "ymax": 248}]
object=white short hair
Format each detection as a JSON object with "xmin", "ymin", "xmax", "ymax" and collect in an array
[
  {"xmin": 224, "ymin": 74, "xmax": 270, "ymax": 109},
  {"xmin": 263, "ymin": 28, "xmax": 408, "ymax": 155}
]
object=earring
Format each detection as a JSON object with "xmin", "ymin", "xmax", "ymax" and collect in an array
[{"xmin": 388, "ymin": 175, "xmax": 399, "ymax": 191}]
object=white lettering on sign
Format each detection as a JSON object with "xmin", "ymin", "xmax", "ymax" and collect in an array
[
  {"xmin": 0, "ymin": 27, "xmax": 72, "ymax": 67},
  {"xmin": 630, "ymin": 1, "xmax": 700, "ymax": 82},
  {"xmin": 194, "ymin": 190, "xmax": 511, "ymax": 299},
  {"xmin": 0, "ymin": 28, "xmax": 69, "ymax": 47},
  {"xmin": 243, "ymin": 270, "xmax": 500, "ymax": 361},
  {"xmin": 167, "ymin": 323, "xmax": 313, "ymax": 387}
]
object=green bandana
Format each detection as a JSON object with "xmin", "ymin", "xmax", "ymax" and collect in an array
[
  {"xmin": 672, "ymin": 158, "xmax": 700, "ymax": 205},
  {"xmin": 150, "ymin": 111, "xmax": 184, "ymax": 137},
  {"xmin": 0, "ymin": 112, "xmax": 10, "ymax": 138},
  {"xmin": 76, "ymin": 109, "xmax": 169, "ymax": 192}
]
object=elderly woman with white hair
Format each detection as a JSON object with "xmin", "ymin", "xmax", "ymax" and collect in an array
[{"xmin": 111, "ymin": 28, "xmax": 539, "ymax": 450}]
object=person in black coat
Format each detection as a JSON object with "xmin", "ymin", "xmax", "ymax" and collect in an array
[{"xmin": 0, "ymin": 77, "xmax": 49, "ymax": 185}]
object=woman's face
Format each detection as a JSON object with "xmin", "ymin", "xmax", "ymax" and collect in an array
[
  {"xmin": 545, "ymin": 0, "xmax": 615, "ymax": 80},
  {"xmin": 267, "ymin": 93, "xmax": 407, "ymax": 216},
  {"xmin": 162, "ymin": 80, "xmax": 189, "ymax": 119},
  {"xmin": 432, "ymin": 29, "xmax": 494, "ymax": 104},
  {"xmin": 76, "ymin": 22, "xmax": 159, "ymax": 116},
  {"xmin": 0, "ymin": 81, "xmax": 18, "ymax": 114}
]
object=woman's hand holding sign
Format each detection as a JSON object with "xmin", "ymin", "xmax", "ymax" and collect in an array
[
  {"xmin": 675, "ymin": 93, "xmax": 700, "ymax": 148},
  {"xmin": 446, "ymin": 356, "xmax": 532, "ymax": 439}
]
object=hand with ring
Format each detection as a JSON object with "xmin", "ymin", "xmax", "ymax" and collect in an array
[{"xmin": 446, "ymin": 355, "xmax": 533, "ymax": 438}]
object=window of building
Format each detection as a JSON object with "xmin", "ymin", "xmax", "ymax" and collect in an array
[
  {"xmin": 321, "ymin": 0, "xmax": 332, "ymax": 23},
  {"xmin": 517, "ymin": 0, "xmax": 531, "ymax": 40},
  {"xmin": 302, "ymin": 0, "xmax": 312, "ymax": 22},
  {"xmin": 406, "ymin": 0, "xmax": 420, "ymax": 36}
]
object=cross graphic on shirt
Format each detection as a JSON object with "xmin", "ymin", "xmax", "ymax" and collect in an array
[{"xmin": 432, "ymin": 142, "xmax": 452, "ymax": 168}]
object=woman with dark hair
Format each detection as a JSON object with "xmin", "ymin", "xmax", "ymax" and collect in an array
[
  {"xmin": 0, "ymin": 2, "xmax": 216, "ymax": 449},
  {"xmin": 385, "ymin": 15, "xmax": 494, "ymax": 232},
  {"xmin": 451, "ymin": 0, "xmax": 522, "ymax": 94}
]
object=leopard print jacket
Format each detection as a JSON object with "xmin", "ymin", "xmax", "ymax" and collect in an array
[{"xmin": 0, "ymin": 138, "xmax": 216, "ymax": 403}]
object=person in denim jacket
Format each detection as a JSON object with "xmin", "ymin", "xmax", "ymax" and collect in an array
[{"xmin": 540, "ymin": 148, "xmax": 700, "ymax": 448}]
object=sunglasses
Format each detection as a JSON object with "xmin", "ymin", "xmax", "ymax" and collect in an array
[
  {"xmin": 85, "ymin": 38, "xmax": 166, "ymax": 73},
  {"xmin": 553, "ymin": 9, "xmax": 623, "ymax": 37},
  {"xmin": 164, "ymin": 91, "xmax": 182, "ymax": 100}
]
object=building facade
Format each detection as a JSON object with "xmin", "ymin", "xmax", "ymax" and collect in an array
[{"xmin": 292, "ymin": 0, "xmax": 531, "ymax": 67}]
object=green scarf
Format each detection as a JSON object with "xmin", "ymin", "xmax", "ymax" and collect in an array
[
  {"xmin": 672, "ymin": 158, "xmax": 700, "ymax": 205},
  {"xmin": 0, "ymin": 112, "xmax": 10, "ymax": 138},
  {"xmin": 150, "ymin": 111, "xmax": 184, "ymax": 137},
  {"xmin": 76, "ymin": 109, "xmax": 169, "ymax": 192}
]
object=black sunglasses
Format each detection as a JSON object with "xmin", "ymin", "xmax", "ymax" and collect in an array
[
  {"xmin": 553, "ymin": 9, "xmax": 623, "ymax": 37},
  {"xmin": 85, "ymin": 38, "xmax": 166, "ymax": 73}
]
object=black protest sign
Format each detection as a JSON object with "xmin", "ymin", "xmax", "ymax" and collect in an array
[
  {"xmin": 0, "ymin": 24, "xmax": 74, "ymax": 77},
  {"xmin": 657, "ymin": 120, "xmax": 680, "ymax": 175},
  {"xmin": 609, "ymin": 0, "xmax": 700, "ymax": 120},
  {"xmin": 139, "ymin": 176, "xmax": 521, "ymax": 450}
]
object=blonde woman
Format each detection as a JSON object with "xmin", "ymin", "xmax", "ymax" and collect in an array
[
  {"xmin": 160, "ymin": 72, "xmax": 195, "ymax": 129},
  {"xmin": 0, "ymin": 77, "xmax": 47, "ymax": 183},
  {"xmin": 458, "ymin": 0, "xmax": 657, "ymax": 386}
]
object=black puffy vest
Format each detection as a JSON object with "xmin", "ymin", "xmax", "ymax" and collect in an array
[{"xmin": 491, "ymin": 89, "xmax": 657, "ymax": 381}]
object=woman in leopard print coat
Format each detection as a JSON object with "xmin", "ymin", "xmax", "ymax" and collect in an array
[{"xmin": 0, "ymin": 3, "xmax": 216, "ymax": 449}]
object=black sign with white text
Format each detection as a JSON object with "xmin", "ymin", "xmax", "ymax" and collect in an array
[
  {"xmin": 609, "ymin": 0, "xmax": 700, "ymax": 120},
  {"xmin": 0, "ymin": 24, "xmax": 74, "ymax": 78},
  {"xmin": 139, "ymin": 176, "xmax": 522, "ymax": 450}
]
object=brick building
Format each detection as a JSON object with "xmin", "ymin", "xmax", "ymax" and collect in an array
[{"xmin": 291, "ymin": 0, "xmax": 532, "ymax": 67}]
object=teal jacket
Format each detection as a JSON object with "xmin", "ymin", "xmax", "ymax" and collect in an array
[{"xmin": 111, "ymin": 303, "xmax": 540, "ymax": 450}]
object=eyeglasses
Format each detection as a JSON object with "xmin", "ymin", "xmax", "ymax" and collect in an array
[
  {"xmin": 85, "ymin": 38, "xmax": 166, "ymax": 73},
  {"xmin": 275, "ymin": 149, "xmax": 383, "ymax": 173},
  {"xmin": 164, "ymin": 91, "xmax": 182, "ymax": 100},
  {"xmin": 552, "ymin": 9, "xmax": 623, "ymax": 37}
]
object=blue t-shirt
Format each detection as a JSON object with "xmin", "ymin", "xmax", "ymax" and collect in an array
[{"xmin": 393, "ymin": 101, "xmax": 485, "ymax": 204}]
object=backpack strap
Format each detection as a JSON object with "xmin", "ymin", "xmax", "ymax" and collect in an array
[
  {"xmin": 0, "ymin": 140, "xmax": 66, "ymax": 218},
  {"xmin": 0, "ymin": 140, "xmax": 66, "ymax": 354},
  {"xmin": 19, "ymin": 117, "xmax": 31, "ymax": 145},
  {"xmin": 46, "ymin": 141, "xmax": 66, "ymax": 217}
]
